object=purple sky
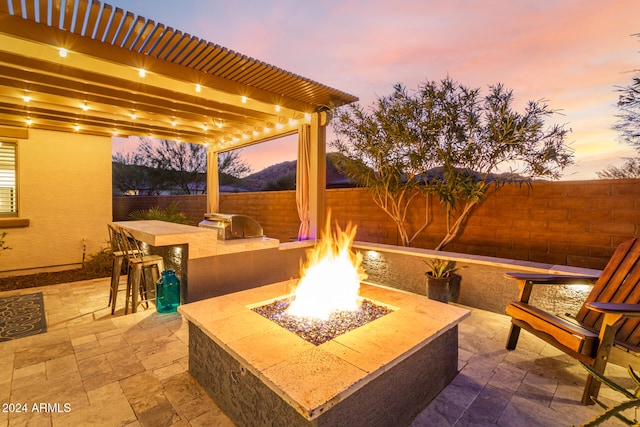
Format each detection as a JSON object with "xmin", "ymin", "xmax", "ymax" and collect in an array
[{"xmin": 110, "ymin": 0, "xmax": 640, "ymax": 180}]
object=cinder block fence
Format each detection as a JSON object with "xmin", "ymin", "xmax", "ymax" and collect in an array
[{"xmin": 113, "ymin": 178, "xmax": 640, "ymax": 270}]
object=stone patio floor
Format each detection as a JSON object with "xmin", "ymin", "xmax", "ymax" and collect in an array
[{"xmin": 0, "ymin": 277, "xmax": 633, "ymax": 426}]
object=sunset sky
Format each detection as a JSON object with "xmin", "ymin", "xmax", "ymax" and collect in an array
[{"xmin": 110, "ymin": 0, "xmax": 640, "ymax": 180}]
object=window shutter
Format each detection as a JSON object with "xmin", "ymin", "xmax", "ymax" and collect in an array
[{"xmin": 0, "ymin": 142, "xmax": 16, "ymax": 215}]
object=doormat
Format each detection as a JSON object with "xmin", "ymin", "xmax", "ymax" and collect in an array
[{"xmin": 0, "ymin": 292, "xmax": 47, "ymax": 341}]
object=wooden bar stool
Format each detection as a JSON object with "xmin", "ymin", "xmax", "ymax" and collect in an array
[{"xmin": 119, "ymin": 228, "xmax": 165, "ymax": 314}]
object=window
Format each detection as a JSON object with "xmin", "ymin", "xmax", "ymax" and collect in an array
[{"xmin": 0, "ymin": 141, "xmax": 17, "ymax": 216}]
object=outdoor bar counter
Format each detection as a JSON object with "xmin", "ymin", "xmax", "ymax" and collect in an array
[{"xmin": 111, "ymin": 220, "xmax": 310, "ymax": 303}]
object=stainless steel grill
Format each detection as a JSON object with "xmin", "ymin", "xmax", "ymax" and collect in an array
[{"xmin": 198, "ymin": 213, "xmax": 264, "ymax": 240}]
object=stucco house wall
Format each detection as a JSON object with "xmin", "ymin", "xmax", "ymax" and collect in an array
[{"xmin": 0, "ymin": 128, "xmax": 112, "ymax": 275}]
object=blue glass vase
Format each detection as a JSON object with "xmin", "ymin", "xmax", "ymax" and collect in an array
[{"xmin": 156, "ymin": 270, "xmax": 180, "ymax": 313}]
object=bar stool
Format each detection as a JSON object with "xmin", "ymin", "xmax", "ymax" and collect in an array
[
  {"xmin": 119, "ymin": 228, "xmax": 165, "ymax": 314},
  {"xmin": 107, "ymin": 224, "xmax": 127, "ymax": 314}
]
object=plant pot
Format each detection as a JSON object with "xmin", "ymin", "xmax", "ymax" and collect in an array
[{"xmin": 425, "ymin": 273, "xmax": 455, "ymax": 304}]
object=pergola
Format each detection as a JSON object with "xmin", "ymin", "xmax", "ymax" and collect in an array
[{"xmin": 0, "ymin": 0, "xmax": 358, "ymax": 238}]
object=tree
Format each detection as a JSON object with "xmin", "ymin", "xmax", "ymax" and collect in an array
[
  {"xmin": 218, "ymin": 150, "xmax": 252, "ymax": 185},
  {"xmin": 597, "ymin": 158, "xmax": 640, "ymax": 179},
  {"xmin": 112, "ymin": 139, "xmax": 252, "ymax": 195},
  {"xmin": 331, "ymin": 77, "xmax": 573, "ymax": 249},
  {"xmin": 112, "ymin": 151, "xmax": 165, "ymax": 195},
  {"xmin": 137, "ymin": 139, "xmax": 207, "ymax": 194},
  {"xmin": 598, "ymin": 33, "xmax": 640, "ymax": 179}
]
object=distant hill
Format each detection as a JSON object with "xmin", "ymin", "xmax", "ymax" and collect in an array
[
  {"xmin": 223, "ymin": 153, "xmax": 354, "ymax": 192},
  {"xmin": 240, "ymin": 160, "xmax": 297, "ymax": 191}
]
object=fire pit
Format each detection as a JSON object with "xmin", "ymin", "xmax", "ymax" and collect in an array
[
  {"xmin": 179, "ymin": 280, "xmax": 469, "ymax": 426},
  {"xmin": 251, "ymin": 296, "xmax": 393, "ymax": 345},
  {"xmin": 179, "ymin": 219, "xmax": 470, "ymax": 425}
]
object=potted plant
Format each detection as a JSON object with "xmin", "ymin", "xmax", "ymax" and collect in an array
[{"xmin": 424, "ymin": 258, "xmax": 459, "ymax": 303}]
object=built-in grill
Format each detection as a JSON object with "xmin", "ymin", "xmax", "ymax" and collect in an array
[{"xmin": 198, "ymin": 213, "xmax": 264, "ymax": 240}]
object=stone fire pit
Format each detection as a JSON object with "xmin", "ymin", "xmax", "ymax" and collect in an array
[{"xmin": 179, "ymin": 280, "xmax": 470, "ymax": 426}]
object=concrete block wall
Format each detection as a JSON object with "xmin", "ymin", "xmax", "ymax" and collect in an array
[
  {"xmin": 113, "ymin": 194, "xmax": 207, "ymax": 224},
  {"xmin": 326, "ymin": 181, "xmax": 640, "ymax": 270},
  {"xmin": 113, "ymin": 178, "xmax": 640, "ymax": 270}
]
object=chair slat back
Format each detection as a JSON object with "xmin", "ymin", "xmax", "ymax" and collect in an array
[
  {"xmin": 120, "ymin": 228, "xmax": 145, "ymax": 262},
  {"xmin": 107, "ymin": 224, "xmax": 123, "ymax": 253},
  {"xmin": 576, "ymin": 238, "xmax": 640, "ymax": 349}
]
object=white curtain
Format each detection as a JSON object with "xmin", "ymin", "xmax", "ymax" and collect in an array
[
  {"xmin": 206, "ymin": 148, "xmax": 219, "ymax": 213},
  {"xmin": 296, "ymin": 125, "xmax": 311, "ymax": 240}
]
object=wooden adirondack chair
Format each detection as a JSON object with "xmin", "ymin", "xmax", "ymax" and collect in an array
[{"xmin": 504, "ymin": 237, "xmax": 640, "ymax": 405}]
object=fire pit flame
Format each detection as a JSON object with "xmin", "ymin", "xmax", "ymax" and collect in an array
[{"xmin": 287, "ymin": 215, "xmax": 367, "ymax": 320}]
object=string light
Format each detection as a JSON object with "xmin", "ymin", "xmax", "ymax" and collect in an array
[
  {"xmin": 25, "ymin": 118, "xmax": 32, "ymax": 126},
  {"xmin": 241, "ymin": 96, "xmax": 247, "ymax": 103},
  {"xmin": 22, "ymin": 95, "xmax": 31, "ymax": 103},
  {"xmin": 138, "ymin": 69, "xmax": 146, "ymax": 78},
  {"xmin": 275, "ymin": 105, "xmax": 281, "ymax": 112},
  {"xmin": 58, "ymin": 48, "xmax": 67, "ymax": 57},
  {"xmin": 130, "ymin": 113, "xmax": 137, "ymax": 120},
  {"xmin": 195, "ymin": 84, "xmax": 201, "ymax": 92}
]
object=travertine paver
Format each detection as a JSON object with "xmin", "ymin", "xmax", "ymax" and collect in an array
[{"xmin": 0, "ymin": 277, "xmax": 633, "ymax": 426}]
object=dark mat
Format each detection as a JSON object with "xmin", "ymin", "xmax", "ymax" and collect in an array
[{"xmin": 0, "ymin": 292, "xmax": 47, "ymax": 341}]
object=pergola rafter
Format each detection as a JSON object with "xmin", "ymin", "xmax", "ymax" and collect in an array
[{"xmin": 0, "ymin": 0, "xmax": 357, "ymax": 148}]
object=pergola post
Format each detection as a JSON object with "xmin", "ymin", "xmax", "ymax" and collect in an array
[
  {"xmin": 206, "ymin": 147, "xmax": 219, "ymax": 213},
  {"xmin": 308, "ymin": 111, "xmax": 329, "ymax": 239}
]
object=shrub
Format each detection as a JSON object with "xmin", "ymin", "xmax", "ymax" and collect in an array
[{"xmin": 128, "ymin": 201, "xmax": 191, "ymax": 224}]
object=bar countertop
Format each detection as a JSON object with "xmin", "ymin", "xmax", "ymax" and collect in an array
[{"xmin": 112, "ymin": 220, "xmax": 280, "ymax": 259}]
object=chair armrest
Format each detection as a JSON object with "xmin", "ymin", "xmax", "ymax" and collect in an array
[
  {"xmin": 504, "ymin": 273, "xmax": 599, "ymax": 285},
  {"xmin": 505, "ymin": 273, "xmax": 599, "ymax": 305},
  {"xmin": 585, "ymin": 302, "xmax": 640, "ymax": 318}
]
